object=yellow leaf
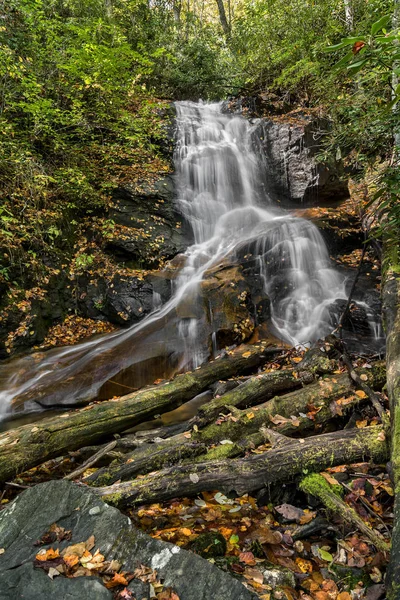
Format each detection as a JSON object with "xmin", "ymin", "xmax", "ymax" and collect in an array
[
  {"xmin": 295, "ymin": 557, "xmax": 313, "ymax": 573},
  {"xmin": 355, "ymin": 390, "xmax": 367, "ymax": 398},
  {"xmin": 246, "ymin": 412, "xmax": 255, "ymax": 420},
  {"xmin": 356, "ymin": 419, "xmax": 368, "ymax": 428},
  {"xmin": 242, "ymin": 351, "xmax": 251, "ymax": 358},
  {"xmin": 180, "ymin": 528, "xmax": 192, "ymax": 536},
  {"xmin": 292, "ymin": 356, "xmax": 302, "ymax": 363}
]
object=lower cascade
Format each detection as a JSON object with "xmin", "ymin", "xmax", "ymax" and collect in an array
[{"xmin": 0, "ymin": 102, "xmax": 381, "ymax": 417}]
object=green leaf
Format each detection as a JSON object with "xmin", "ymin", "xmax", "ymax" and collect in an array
[
  {"xmin": 346, "ymin": 58, "xmax": 368, "ymax": 74},
  {"xmin": 333, "ymin": 50, "xmax": 355, "ymax": 69},
  {"xmin": 318, "ymin": 549, "xmax": 333, "ymax": 562},
  {"xmin": 371, "ymin": 15, "xmax": 391, "ymax": 36},
  {"xmin": 325, "ymin": 37, "xmax": 364, "ymax": 52}
]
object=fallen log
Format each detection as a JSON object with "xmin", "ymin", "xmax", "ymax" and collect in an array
[
  {"xmin": 85, "ymin": 362, "xmax": 385, "ymax": 486},
  {"xmin": 195, "ymin": 348, "xmax": 339, "ymax": 426},
  {"xmin": 299, "ymin": 473, "xmax": 390, "ymax": 552},
  {"xmin": 382, "ymin": 231, "xmax": 400, "ymax": 599},
  {"xmin": 0, "ymin": 343, "xmax": 270, "ymax": 483},
  {"xmin": 94, "ymin": 425, "xmax": 389, "ymax": 508}
]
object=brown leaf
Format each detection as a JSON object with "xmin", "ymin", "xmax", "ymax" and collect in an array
[
  {"xmin": 104, "ymin": 573, "xmax": 129, "ymax": 589},
  {"xmin": 243, "ymin": 567, "xmax": 264, "ymax": 584},
  {"xmin": 352, "ymin": 41, "xmax": 366, "ymax": 54},
  {"xmin": 275, "ymin": 503, "xmax": 305, "ymax": 523},
  {"xmin": 239, "ymin": 551, "xmax": 256, "ymax": 565},
  {"xmin": 157, "ymin": 589, "xmax": 180, "ymax": 600}
]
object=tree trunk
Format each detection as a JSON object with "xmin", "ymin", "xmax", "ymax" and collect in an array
[
  {"xmin": 215, "ymin": 0, "xmax": 230, "ymax": 36},
  {"xmin": 95, "ymin": 425, "xmax": 389, "ymax": 508},
  {"xmin": 382, "ymin": 233, "xmax": 400, "ymax": 599},
  {"xmin": 0, "ymin": 344, "xmax": 269, "ymax": 483},
  {"xmin": 343, "ymin": 0, "xmax": 353, "ymax": 31}
]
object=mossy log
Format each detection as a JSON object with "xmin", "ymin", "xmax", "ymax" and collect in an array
[
  {"xmin": 382, "ymin": 232, "xmax": 400, "ymax": 599},
  {"xmin": 300, "ymin": 473, "xmax": 390, "ymax": 552},
  {"xmin": 85, "ymin": 362, "xmax": 385, "ymax": 486},
  {"xmin": 194, "ymin": 348, "xmax": 339, "ymax": 426},
  {"xmin": 94, "ymin": 425, "xmax": 389, "ymax": 508},
  {"xmin": 0, "ymin": 343, "xmax": 269, "ymax": 483}
]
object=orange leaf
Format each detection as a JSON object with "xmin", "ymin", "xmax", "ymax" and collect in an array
[
  {"xmin": 355, "ymin": 390, "xmax": 367, "ymax": 399},
  {"xmin": 63, "ymin": 554, "xmax": 80, "ymax": 568},
  {"xmin": 35, "ymin": 548, "xmax": 60, "ymax": 561},
  {"xmin": 242, "ymin": 351, "xmax": 251, "ymax": 358},
  {"xmin": 180, "ymin": 528, "xmax": 192, "ymax": 537}
]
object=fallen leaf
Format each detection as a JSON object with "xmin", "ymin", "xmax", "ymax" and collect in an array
[
  {"xmin": 244, "ymin": 567, "xmax": 264, "ymax": 584},
  {"xmin": 189, "ymin": 473, "xmax": 199, "ymax": 483},
  {"xmin": 63, "ymin": 554, "xmax": 80, "ymax": 568},
  {"xmin": 104, "ymin": 573, "xmax": 129, "ymax": 588},
  {"xmin": 35, "ymin": 548, "xmax": 60, "ymax": 561},
  {"xmin": 239, "ymin": 551, "xmax": 256, "ymax": 565},
  {"xmin": 275, "ymin": 503, "xmax": 305, "ymax": 523},
  {"xmin": 355, "ymin": 390, "xmax": 367, "ymax": 399}
]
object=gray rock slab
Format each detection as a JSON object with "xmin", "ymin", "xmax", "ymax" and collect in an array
[{"xmin": 0, "ymin": 480, "xmax": 257, "ymax": 600}]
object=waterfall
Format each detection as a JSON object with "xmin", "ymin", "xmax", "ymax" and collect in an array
[{"xmin": 0, "ymin": 101, "xmax": 350, "ymax": 418}]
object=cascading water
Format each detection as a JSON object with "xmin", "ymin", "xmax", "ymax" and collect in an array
[{"xmin": 0, "ymin": 102, "xmax": 373, "ymax": 419}]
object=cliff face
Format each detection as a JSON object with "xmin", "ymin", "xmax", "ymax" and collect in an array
[{"xmin": 252, "ymin": 115, "xmax": 348, "ymax": 204}]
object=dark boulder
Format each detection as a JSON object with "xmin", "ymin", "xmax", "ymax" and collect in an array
[
  {"xmin": 0, "ymin": 480, "xmax": 257, "ymax": 600},
  {"xmin": 106, "ymin": 175, "xmax": 193, "ymax": 269}
]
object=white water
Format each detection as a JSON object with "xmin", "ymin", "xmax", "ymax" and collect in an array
[{"xmin": 0, "ymin": 102, "xmax": 353, "ymax": 417}]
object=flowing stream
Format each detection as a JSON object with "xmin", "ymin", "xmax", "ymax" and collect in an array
[{"xmin": 0, "ymin": 101, "xmax": 371, "ymax": 419}]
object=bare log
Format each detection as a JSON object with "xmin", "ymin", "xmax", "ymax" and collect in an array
[{"xmin": 94, "ymin": 425, "xmax": 389, "ymax": 508}]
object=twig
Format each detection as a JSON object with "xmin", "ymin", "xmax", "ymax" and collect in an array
[
  {"xmin": 340, "ymin": 353, "xmax": 384, "ymax": 419},
  {"xmin": 5, "ymin": 481, "xmax": 31, "ymax": 489},
  {"xmin": 64, "ymin": 440, "xmax": 118, "ymax": 481}
]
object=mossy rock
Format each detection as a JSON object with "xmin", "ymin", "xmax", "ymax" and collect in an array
[{"xmin": 190, "ymin": 531, "xmax": 227, "ymax": 558}]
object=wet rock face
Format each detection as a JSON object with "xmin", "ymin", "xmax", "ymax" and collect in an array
[
  {"xmin": 201, "ymin": 264, "xmax": 256, "ymax": 349},
  {"xmin": 252, "ymin": 117, "xmax": 348, "ymax": 204},
  {"xmin": 77, "ymin": 273, "xmax": 155, "ymax": 326},
  {"xmin": 199, "ymin": 262, "xmax": 271, "ymax": 352},
  {"xmin": 0, "ymin": 480, "xmax": 257, "ymax": 600},
  {"xmin": 106, "ymin": 175, "xmax": 193, "ymax": 269}
]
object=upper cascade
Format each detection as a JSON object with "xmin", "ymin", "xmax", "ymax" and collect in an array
[{"xmin": 0, "ymin": 101, "xmax": 353, "ymax": 417}]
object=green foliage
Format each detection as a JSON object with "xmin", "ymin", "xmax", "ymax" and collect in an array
[{"xmin": 326, "ymin": 9, "xmax": 400, "ymax": 231}]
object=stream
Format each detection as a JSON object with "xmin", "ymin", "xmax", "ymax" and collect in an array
[{"xmin": 0, "ymin": 101, "xmax": 384, "ymax": 421}]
